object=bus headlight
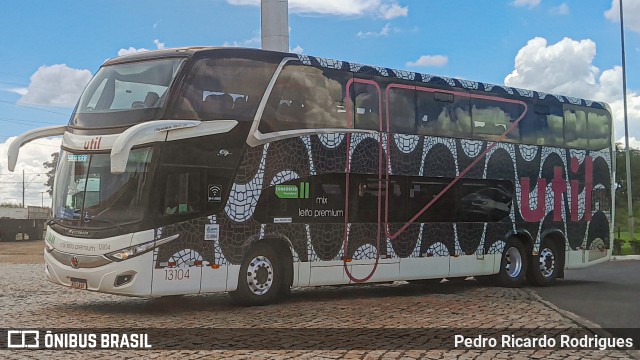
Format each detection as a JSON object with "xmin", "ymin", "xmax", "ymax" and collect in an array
[{"xmin": 105, "ymin": 234, "xmax": 179, "ymax": 262}]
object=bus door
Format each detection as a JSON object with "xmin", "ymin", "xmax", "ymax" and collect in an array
[
  {"xmin": 344, "ymin": 77, "xmax": 399, "ymax": 283},
  {"xmin": 151, "ymin": 137, "xmax": 239, "ymax": 295}
]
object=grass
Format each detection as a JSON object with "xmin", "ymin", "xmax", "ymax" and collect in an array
[
  {"xmin": 613, "ymin": 231, "xmax": 639, "ymax": 255},
  {"xmin": 620, "ymin": 242, "xmax": 634, "ymax": 256}
]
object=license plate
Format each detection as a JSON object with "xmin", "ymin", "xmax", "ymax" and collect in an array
[{"xmin": 70, "ymin": 278, "xmax": 87, "ymax": 290}]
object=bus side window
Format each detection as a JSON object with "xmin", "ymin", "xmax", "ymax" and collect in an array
[
  {"xmin": 353, "ymin": 82, "xmax": 381, "ymax": 131},
  {"xmin": 416, "ymin": 92, "xmax": 441, "ymax": 135},
  {"xmin": 200, "ymin": 93, "xmax": 234, "ymax": 119},
  {"xmin": 171, "ymin": 57, "xmax": 277, "ymax": 122},
  {"xmin": 172, "ymin": 84, "xmax": 201, "ymax": 120},
  {"xmin": 348, "ymin": 176, "xmax": 406, "ymax": 223},
  {"xmin": 546, "ymin": 111, "xmax": 564, "ymax": 146},
  {"xmin": 408, "ymin": 178, "xmax": 459, "ymax": 222},
  {"xmin": 470, "ymin": 98, "xmax": 522, "ymax": 142},
  {"xmin": 459, "ymin": 180, "xmax": 513, "ymax": 222},
  {"xmin": 417, "ymin": 89, "xmax": 471, "ymax": 138},
  {"xmin": 348, "ymin": 175, "xmax": 379, "ymax": 223},
  {"xmin": 520, "ymin": 104, "xmax": 563, "ymax": 146},
  {"xmin": 260, "ymin": 65, "xmax": 352, "ymax": 133},
  {"xmin": 587, "ymin": 111, "xmax": 610, "ymax": 150},
  {"xmin": 565, "ymin": 107, "xmax": 587, "ymax": 149},
  {"xmin": 387, "ymin": 87, "xmax": 416, "ymax": 134},
  {"xmin": 163, "ymin": 172, "xmax": 201, "ymax": 216},
  {"xmin": 564, "ymin": 106, "xmax": 611, "ymax": 150},
  {"xmin": 520, "ymin": 105, "xmax": 544, "ymax": 145}
]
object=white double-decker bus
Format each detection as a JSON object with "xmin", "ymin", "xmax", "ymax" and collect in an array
[{"xmin": 8, "ymin": 48, "xmax": 614, "ymax": 305}]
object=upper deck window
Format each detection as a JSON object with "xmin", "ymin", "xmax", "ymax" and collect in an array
[
  {"xmin": 259, "ymin": 65, "xmax": 352, "ymax": 133},
  {"xmin": 171, "ymin": 57, "xmax": 277, "ymax": 122},
  {"xmin": 72, "ymin": 58, "xmax": 185, "ymax": 128},
  {"xmin": 470, "ymin": 98, "xmax": 523, "ymax": 142},
  {"xmin": 416, "ymin": 89, "xmax": 471, "ymax": 138},
  {"xmin": 564, "ymin": 106, "xmax": 611, "ymax": 150}
]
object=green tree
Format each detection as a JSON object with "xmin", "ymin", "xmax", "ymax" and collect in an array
[
  {"xmin": 43, "ymin": 152, "xmax": 59, "ymax": 196},
  {"xmin": 615, "ymin": 143, "xmax": 640, "ymax": 232},
  {"xmin": 0, "ymin": 202, "xmax": 22, "ymax": 208},
  {"xmin": 615, "ymin": 143, "xmax": 640, "ymax": 202}
]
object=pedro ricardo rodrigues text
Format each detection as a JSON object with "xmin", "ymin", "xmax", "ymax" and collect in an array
[{"xmin": 454, "ymin": 334, "xmax": 634, "ymax": 350}]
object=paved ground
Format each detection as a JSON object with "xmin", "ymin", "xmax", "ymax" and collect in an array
[
  {"xmin": 535, "ymin": 259, "xmax": 640, "ymax": 339},
  {"xmin": 0, "ymin": 240, "xmax": 638, "ymax": 359},
  {"xmin": 0, "ymin": 240, "xmax": 45, "ymax": 264}
]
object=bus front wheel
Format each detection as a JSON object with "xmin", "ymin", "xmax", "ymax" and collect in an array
[
  {"xmin": 494, "ymin": 238, "xmax": 528, "ymax": 287},
  {"xmin": 230, "ymin": 242, "xmax": 285, "ymax": 306},
  {"xmin": 527, "ymin": 240, "xmax": 560, "ymax": 286}
]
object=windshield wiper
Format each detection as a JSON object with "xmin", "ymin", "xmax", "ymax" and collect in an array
[{"xmin": 85, "ymin": 216, "xmax": 127, "ymax": 233}]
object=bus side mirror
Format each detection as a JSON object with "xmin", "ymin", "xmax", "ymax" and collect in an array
[{"xmin": 7, "ymin": 125, "xmax": 66, "ymax": 172}]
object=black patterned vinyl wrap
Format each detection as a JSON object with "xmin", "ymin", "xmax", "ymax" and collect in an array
[
  {"xmin": 155, "ymin": 134, "xmax": 612, "ymax": 267},
  {"xmin": 154, "ymin": 53, "xmax": 612, "ymax": 270}
]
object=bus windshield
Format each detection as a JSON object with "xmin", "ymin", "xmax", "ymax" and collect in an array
[
  {"xmin": 71, "ymin": 58, "xmax": 185, "ymax": 128},
  {"xmin": 52, "ymin": 148, "xmax": 154, "ymax": 228}
]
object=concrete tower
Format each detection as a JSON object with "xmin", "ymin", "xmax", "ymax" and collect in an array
[{"xmin": 261, "ymin": 0, "xmax": 289, "ymax": 52}]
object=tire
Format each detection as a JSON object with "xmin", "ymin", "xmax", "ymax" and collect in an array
[
  {"xmin": 494, "ymin": 238, "xmax": 528, "ymax": 287},
  {"xmin": 230, "ymin": 242, "xmax": 285, "ymax": 306},
  {"xmin": 527, "ymin": 240, "xmax": 560, "ymax": 286}
]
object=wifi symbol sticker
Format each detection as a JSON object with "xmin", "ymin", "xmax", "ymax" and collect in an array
[{"xmin": 208, "ymin": 184, "xmax": 222, "ymax": 202}]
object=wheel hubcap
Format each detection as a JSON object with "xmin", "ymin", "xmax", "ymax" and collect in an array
[
  {"xmin": 538, "ymin": 247, "xmax": 555, "ymax": 278},
  {"xmin": 246, "ymin": 256, "xmax": 273, "ymax": 295},
  {"xmin": 505, "ymin": 246, "xmax": 523, "ymax": 278}
]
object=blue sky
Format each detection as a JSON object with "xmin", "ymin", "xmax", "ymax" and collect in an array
[{"xmin": 0, "ymin": 0, "xmax": 639, "ymax": 206}]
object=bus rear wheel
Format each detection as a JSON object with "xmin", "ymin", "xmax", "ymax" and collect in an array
[
  {"xmin": 494, "ymin": 238, "xmax": 528, "ymax": 287},
  {"xmin": 230, "ymin": 242, "xmax": 285, "ymax": 306},
  {"xmin": 527, "ymin": 240, "xmax": 560, "ymax": 286}
]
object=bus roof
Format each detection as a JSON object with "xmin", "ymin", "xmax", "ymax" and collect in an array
[{"xmin": 103, "ymin": 47, "xmax": 609, "ymax": 112}]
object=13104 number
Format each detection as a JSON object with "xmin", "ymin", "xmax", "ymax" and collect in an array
[{"xmin": 164, "ymin": 268, "xmax": 190, "ymax": 281}]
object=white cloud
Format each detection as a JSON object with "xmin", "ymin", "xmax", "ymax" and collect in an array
[
  {"xmin": 549, "ymin": 3, "xmax": 570, "ymax": 16},
  {"xmin": 406, "ymin": 55, "xmax": 448, "ymax": 67},
  {"xmin": 153, "ymin": 39, "xmax": 165, "ymax": 49},
  {"xmin": 117, "ymin": 47, "xmax": 149, "ymax": 56},
  {"xmin": 18, "ymin": 64, "xmax": 92, "ymax": 107},
  {"xmin": 0, "ymin": 137, "xmax": 62, "ymax": 206},
  {"xmin": 511, "ymin": 0, "xmax": 541, "ymax": 9},
  {"xmin": 377, "ymin": 3, "xmax": 408, "ymax": 19},
  {"xmin": 504, "ymin": 36, "xmax": 640, "ymax": 142},
  {"xmin": 290, "ymin": 45, "xmax": 304, "ymax": 54},
  {"xmin": 503, "ymin": 37, "xmax": 603, "ymax": 99},
  {"xmin": 8, "ymin": 87, "xmax": 28, "ymax": 96},
  {"xmin": 608, "ymin": 93, "xmax": 640, "ymax": 142},
  {"xmin": 357, "ymin": 23, "xmax": 393, "ymax": 38},
  {"xmin": 616, "ymin": 136, "xmax": 640, "ymax": 149},
  {"xmin": 605, "ymin": 0, "xmax": 640, "ymax": 32},
  {"xmin": 223, "ymin": 35, "xmax": 261, "ymax": 48},
  {"xmin": 227, "ymin": 0, "xmax": 408, "ymax": 19},
  {"xmin": 117, "ymin": 39, "xmax": 166, "ymax": 56}
]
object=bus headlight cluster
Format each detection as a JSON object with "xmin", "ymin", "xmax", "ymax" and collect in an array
[{"xmin": 105, "ymin": 234, "xmax": 179, "ymax": 262}]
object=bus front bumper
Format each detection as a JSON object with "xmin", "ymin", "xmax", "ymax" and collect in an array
[{"xmin": 44, "ymin": 249, "xmax": 153, "ymax": 297}]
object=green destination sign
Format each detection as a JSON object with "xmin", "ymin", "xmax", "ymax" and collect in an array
[
  {"xmin": 275, "ymin": 185, "xmax": 298, "ymax": 199},
  {"xmin": 275, "ymin": 182, "xmax": 309, "ymax": 199}
]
